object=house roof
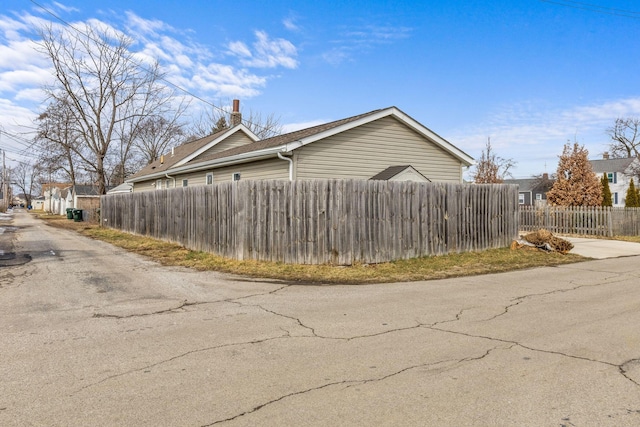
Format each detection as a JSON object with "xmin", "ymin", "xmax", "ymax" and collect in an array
[
  {"xmin": 127, "ymin": 124, "xmax": 258, "ymax": 181},
  {"xmin": 126, "ymin": 106, "xmax": 475, "ymax": 183},
  {"xmin": 107, "ymin": 182, "xmax": 133, "ymax": 194},
  {"xmin": 72, "ymin": 185, "xmax": 108, "ymax": 196},
  {"xmin": 503, "ymin": 177, "xmax": 555, "ymax": 193},
  {"xmin": 369, "ymin": 165, "xmax": 430, "ymax": 181},
  {"xmin": 590, "ymin": 157, "xmax": 636, "ymax": 174},
  {"xmin": 503, "ymin": 178, "xmax": 538, "ymax": 192},
  {"xmin": 42, "ymin": 183, "xmax": 72, "ymax": 193}
]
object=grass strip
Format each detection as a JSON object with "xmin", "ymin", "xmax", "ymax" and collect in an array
[{"xmin": 38, "ymin": 214, "xmax": 586, "ymax": 285}]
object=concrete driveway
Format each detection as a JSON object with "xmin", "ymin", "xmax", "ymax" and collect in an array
[
  {"xmin": 565, "ymin": 236, "xmax": 640, "ymax": 259},
  {"xmin": 2, "ymin": 211, "xmax": 640, "ymax": 426}
]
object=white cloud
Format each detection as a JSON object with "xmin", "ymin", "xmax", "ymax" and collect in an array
[
  {"xmin": 283, "ymin": 17, "xmax": 299, "ymax": 32},
  {"xmin": 124, "ymin": 11, "xmax": 169, "ymax": 35},
  {"xmin": 0, "ymin": 6, "xmax": 303, "ymax": 159},
  {"xmin": 322, "ymin": 24, "xmax": 412, "ymax": 65},
  {"xmin": 228, "ymin": 40, "xmax": 252, "ymax": 58},
  {"xmin": 451, "ymin": 97, "xmax": 640, "ymax": 178},
  {"xmin": 228, "ymin": 31, "xmax": 298, "ymax": 69},
  {"xmin": 191, "ymin": 63, "xmax": 266, "ymax": 97},
  {"xmin": 51, "ymin": 2, "xmax": 80, "ymax": 14}
]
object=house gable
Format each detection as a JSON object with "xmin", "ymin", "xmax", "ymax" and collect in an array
[
  {"xmin": 294, "ymin": 116, "xmax": 466, "ymax": 182},
  {"xmin": 127, "ymin": 125, "xmax": 258, "ymax": 183},
  {"xmin": 281, "ymin": 107, "xmax": 474, "ymax": 168},
  {"xmin": 174, "ymin": 124, "xmax": 258, "ymax": 167}
]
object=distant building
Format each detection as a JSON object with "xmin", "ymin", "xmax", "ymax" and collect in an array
[
  {"xmin": 503, "ymin": 173, "xmax": 554, "ymax": 206},
  {"xmin": 589, "ymin": 153, "xmax": 640, "ymax": 207}
]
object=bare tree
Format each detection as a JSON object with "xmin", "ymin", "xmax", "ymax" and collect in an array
[
  {"xmin": 607, "ymin": 117, "xmax": 640, "ymax": 159},
  {"xmin": 12, "ymin": 161, "xmax": 41, "ymax": 208},
  {"xmin": 547, "ymin": 142, "xmax": 602, "ymax": 206},
  {"xmin": 134, "ymin": 114, "xmax": 186, "ymax": 165},
  {"xmin": 189, "ymin": 103, "xmax": 283, "ymax": 140},
  {"xmin": 37, "ymin": 23, "xmax": 177, "ymax": 194},
  {"xmin": 471, "ymin": 138, "xmax": 515, "ymax": 183},
  {"xmin": 35, "ymin": 97, "xmax": 84, "ymax": 186}
]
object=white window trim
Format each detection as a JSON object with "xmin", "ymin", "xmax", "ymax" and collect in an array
[
  {"xmin": 182, "ymin": 179, "xmax": 188, "ymax": 187},
  {"xmin": 206, "ymin": 172, "xmax": 214, "ymax": 185},
  {"xmin": 232, "ymin": 172, "xmax": 241, "ymax": 182}
]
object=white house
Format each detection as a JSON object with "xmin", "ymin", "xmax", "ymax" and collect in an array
[{"xmin": 590, "ymin": 154, "xmax": 640, "ymax": 207}]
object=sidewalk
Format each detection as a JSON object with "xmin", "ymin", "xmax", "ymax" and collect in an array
[{"xmin": 564, "ymin": 236, "xmax": 640, "ymax": 259}]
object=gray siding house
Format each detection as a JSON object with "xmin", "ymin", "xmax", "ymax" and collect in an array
[
  {"xmin": 126, "ymin": 105, "xmax": 475, "ymax": 191},
  {"xmin": 503, "ymin": 174, "xmax": 554, "ymax": 206}
]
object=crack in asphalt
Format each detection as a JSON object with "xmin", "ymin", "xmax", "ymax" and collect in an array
[
  {"xmin": 92, "ymin": 300, "xmax": 194, "ymax": 318},
  {"xmin": 79, "ymin": 272, "xmax": 640, "ymax": 425},
  {"xmin": 484, "ymin": 276, "xmax": 633, "ymax": 322},
  {"xmin": 620, "ymin": 358, "xmax": 640, "ymax": 387},
  {"xmin": 201, "ymin": 345, "xmax": 511, "ymax": 426},
  {"xmin": 200, "ymin": 380, "xmax": 361, "ymax": 426},
  {"xmin": 72, "ymin": 333, "xmax": 293, "ymax": 395},
  {"xmin": 426, "ymin": 325, "xmax": 640, "ymax": 389},
  {"xmin": 90, "ymin": 285, "xmax": 292, "ymax": 319}
]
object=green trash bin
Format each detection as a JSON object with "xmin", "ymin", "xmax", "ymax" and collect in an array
[
  {"xmin": 73, "ymin": 209, "xmax": 83, "ymax": 222},
  {"xmin": 66, "ymin": 208, "xmax": 74, "ymax": 219}
]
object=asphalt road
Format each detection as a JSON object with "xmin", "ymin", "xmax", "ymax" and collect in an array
[{"xmin": 2, "ymin": 210, "xmax": 640, "ymax": 426}]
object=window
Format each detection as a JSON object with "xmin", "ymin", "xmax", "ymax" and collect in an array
[
  {"xmin": 232, "ymin": 173, "xmax": 241, "ymax": 182},
  {"xmin": 518, "ymin": 193, "xmax": 525, "ymax": 205},
  {"xmin": 155, "ymin": 179, "xmax": 162, "ymax": 190},
  {"xmin": 535, "ymin": 193, "xmax": 542, "ymax": 200},
  {"xmin": 614, "ymin": 192, "xmax": 619, "ymax": 205},
  {"xmin": 607, "ymin": 172, "xmax": 617, "ymax": 184},
  {"xmin": 182, "ymin": 179, "xmax": 188, "ymax": 187},
  {"xmin": 166, "ymin": 179, "xmax": 171, "ymax": 189},
  {"xmin": 206, "ymin": 173, "xmax": 214, "ymax": 185}
]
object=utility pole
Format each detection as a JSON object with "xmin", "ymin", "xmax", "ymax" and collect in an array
[{"xmin": 0, "ymin": 144, "xmax": 5, "ymax": 211}]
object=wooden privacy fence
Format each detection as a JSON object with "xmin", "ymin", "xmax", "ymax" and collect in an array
[
  {"xmin": 101, "ymin": 180, "xmax": 519, "ymax": 265},
  {"xmin": 519, "ymin": 206, "xmax": 640, "ymax": 237}
]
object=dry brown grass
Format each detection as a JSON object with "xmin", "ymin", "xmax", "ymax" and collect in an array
[{"xmin": 35, "ymin": 213, "xmax": 586, "ymax": 285}]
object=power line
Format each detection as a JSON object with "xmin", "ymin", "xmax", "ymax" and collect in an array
[
  {"xmin": 28, "ymin": 0, "xmax": 275, "ymax": 136},
  {"xmin": 0, "ymin": 129, "xmax": 43, "ymax": 160},
  {"xmin": 539, "ymin": 0, "xmax": 640, "ymax": 19}
]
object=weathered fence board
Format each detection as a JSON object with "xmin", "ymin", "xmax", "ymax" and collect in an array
[
  {"xmin": 519, "ymin": 206, "xmax": 640, "ymax": 237},
  {"xmin": 101, "ymin": 180, "xmax": 519, "ymax": 265}
]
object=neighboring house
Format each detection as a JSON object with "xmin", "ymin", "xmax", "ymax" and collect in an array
[
  {"xmin": 503, "ymin": 174, "xmax": 554, "ymax": 206},
  {"xmin": 126, "ymin": 103, "xmax": 475, "ymax": 191},
  {"xmin": 589, "ymin": 154, "xmax": 640, "ymax": 207},
  {"xmin": 43, "ymin": 183, "xmax": 109, "ymax": 216},
  {"xmin": 70, "ymin": 185, "xmax": 106, "ymax": 214},
  {"xmin": 31, "ymin": 196, "xmax": 45, "ymax": 211},
  {"xmin": 42, "ymin": 183, "xmax": 72, "ymax": 214},
  {"xmin": 369, "ymin": 165, "xmax": 431, "ymax": 182},
  {"xmin": 12, "ymin": 193, "xmax": 30, "ymax": 207},
  {"xmin": 107, "ymin": 182, "xmax": 133, "ymax": 194}
]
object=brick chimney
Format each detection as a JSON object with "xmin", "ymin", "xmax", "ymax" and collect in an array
[
  {"xmin": 230, "ymin": 99, "xmax": 242, "ymax": 127},
  {"xmin": 603, "ymin": 152, "xmax": 609, "ymax": 160}
]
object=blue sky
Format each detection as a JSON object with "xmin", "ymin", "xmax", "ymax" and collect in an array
[{"xmin": 2, "ymin": 0, "xmax": 640, "ymax": 178}]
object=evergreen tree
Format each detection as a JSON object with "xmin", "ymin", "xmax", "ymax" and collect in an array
[
  {"xmin": 601, "ymin": 173, "xmax": 613, "ymax": 207},
  {"xmin": 546, "ymin": 142, "xmax": 602, "ymax": 206},
  {"xmin": 625, "ymin": 178, "xmax": 640, "ymax": 207}
]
